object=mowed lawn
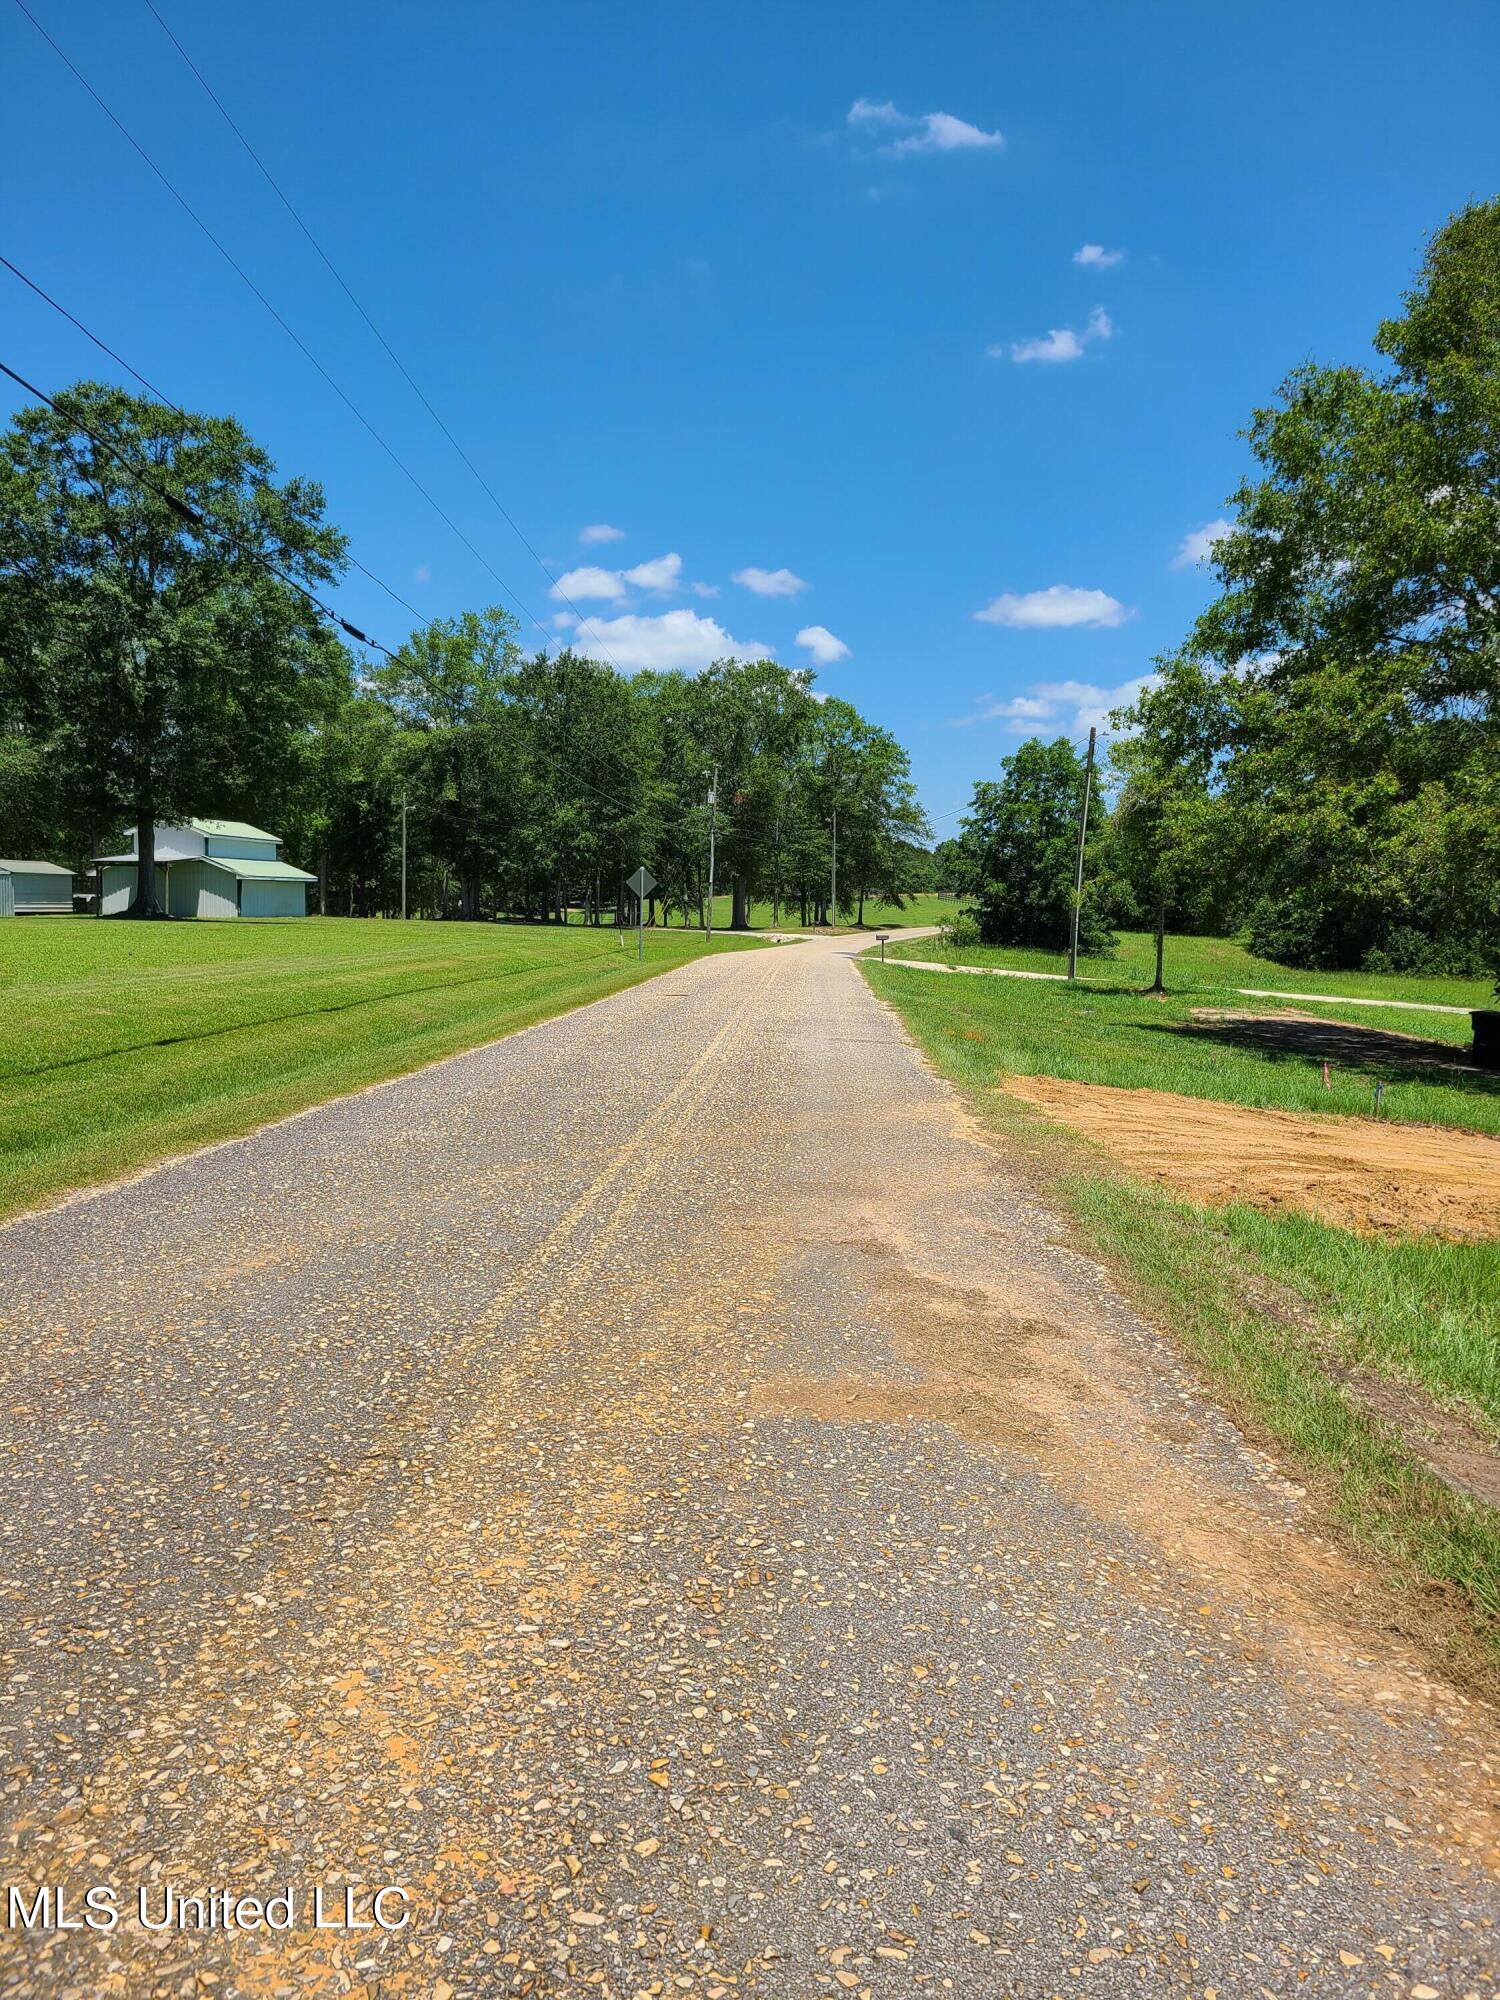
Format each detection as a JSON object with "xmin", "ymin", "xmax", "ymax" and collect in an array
[
  {"xmin": 890, "ymin": 925, "xmax": 1495, "ymax": 1013},
  {"xmin": 0, "ymin": 916, "xmax": 763, "ymax": 1221},
  {"xmin": 864, "ymin": 956, "xmax": 1500, "ymax": 1670},
  {"xmin": 876, "ymin": 952, "xmax": 1498, "ymax": 1131}
]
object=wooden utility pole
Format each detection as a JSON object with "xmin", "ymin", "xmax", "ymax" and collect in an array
[
  {"xmin": 1067, "ymin": 726, "xmax": 1097, "ymax": 981},
  {"xmin": 400, "ymin": 791, "xmax": 408, "ymax": 920},
  {"xmin": 830, "ymin": 804, "xmax": 838, "ymax": 927}
]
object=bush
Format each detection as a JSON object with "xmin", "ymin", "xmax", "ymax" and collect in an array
[
  {"xmin": 1249, "ymin": 892, "xmax": 1493, "ymax": 976},
  {"xmin": 1246, "ymin": 890, "xmax": 1365, "ymax": 970},
  {"xmin": 1362, "ymin": 927, "xmax": 1493, "ymax": 977},
  {"xmin": 939, "ymin": 910, "xmax": 982, "ymax": 952}
]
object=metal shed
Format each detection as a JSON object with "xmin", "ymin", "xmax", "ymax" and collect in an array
[{"xmin": 0, "ymin": 860, "xmax": 76, "ymax": 915}]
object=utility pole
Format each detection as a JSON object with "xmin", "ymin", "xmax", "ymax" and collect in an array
[
  {"xmin": 400, "ymin": 790, "xmax": 408, "ymax": 921},
  {"xmin": 706, "ymin": 766, "xmax": 718, "ymax": 938},
  {"xmin": 830, "ymin": 804, "xmax": 838, "ymax": 928},
  {"xmin": 1067, "ymin": 726, "xmax": 1097, "ymax": 981}
]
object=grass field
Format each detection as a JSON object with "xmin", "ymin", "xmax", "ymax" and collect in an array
[
  {"xmin": 891, "ymin": 925, "xmax": 1495, "ymax": 1013},
  {"xmin": 876, "ymin": 957, "xmax": 1497, "ymax": 1131},
  {"xmin": 0, "ymin": 916, "xmax": 763, "ymax": 1223},
  {"xmin": 864, "ymin": 955, "xmax": 1500, "ymax": 1674}
]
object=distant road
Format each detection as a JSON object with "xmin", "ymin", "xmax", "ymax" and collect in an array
[{"xmin": 1, "ymin": 931, "xmax": 1493, "ymax": 1996}]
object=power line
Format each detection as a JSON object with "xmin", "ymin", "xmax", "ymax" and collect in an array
[
  {"xmin": 12, "ymin": 0, "xmax": 558, "ymax": 653},
  {"xmin": 0, "ymin": 259, "xmax": 647, "ymax": 821},
  {"xmin": 0, "ymin": 253, "xmax": 424, "ymax": 624},
  {"xmin": 139, "ymin": 0, "xmax": 625, "ymax": 673},
  {"xmin": 0, "ymin": 356, "xmax": 397, "ymax": 657}
]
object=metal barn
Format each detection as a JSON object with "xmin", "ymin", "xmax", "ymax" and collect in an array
[
  {"xmin": 96, "ymin": 819, "xmax": 315, "ymax": 919},
  {"xmin": 0, "ymin": 860, "xmax": 76, "ymax": 915}
]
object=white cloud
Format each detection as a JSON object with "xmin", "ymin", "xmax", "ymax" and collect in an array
[
  {"xmin": 1073, "ymin": 243, "xmax": 1124, "ymax": 269},
  {"xmin": 567, "ymin": 610, "xmax": 773, "ymax": 672},
  {"xmin": 890, "ymin": 111, "xmax": 1003, "ymax": 156},
  {"xmin": 848, "ymin": 97, "xmax": 905, "ymax": 128},
  {"xmin": 733, "ymin": 565, "xmax": 808, "ymax": 598},
  {"xmin": 847, "ymin": 98, "xmax": 1002, "ymax": 156},
  {"xmin": 580, "ymin": 523, "xmax": 625, "ymax": 544},
  {"xmin": 551, "ymin": 551, "xmax": 682, "ymax": 601},
  {"xmin": 1171, "ymin": 518, "xmax": 1233, "ymax": 569},
  {"xmin": 690, "ymin": 581, "xmax": 720, "ymax": 598},
  {"xmin": 795, "ymin": 624, "xmax": 850, "ymax": 665},
  {"xmin": 997, "ymin": 326, "xmax": 1084, "ymax": 365},
  {"xmin": 622, "ymin": 551, "xmax": 682, "ymax": 592},
  {"xmin": 550, "ymin": 564, "xmax": 628, "ymax": 602},
  {"xmin": 414, "ymin": 564, "xmax": 430, "ymax": 583},
  {"xmin": 956, "ymin": 674, "xmax": 1155, "ymax": 739},
  {"xmin": 973, "ymin": 585, "xmax": 1132, "ymax": 630},
  {"xmin": 996, "ymin": 305, "xmax": 1112, "ymax": 365}
]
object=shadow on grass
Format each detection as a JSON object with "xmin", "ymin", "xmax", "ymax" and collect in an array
[{"xmin": 1137, "ymin": 1012, "xmax": 1495, "ymax": 1094}]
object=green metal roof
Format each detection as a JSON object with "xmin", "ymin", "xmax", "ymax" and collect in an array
[
  {"xmin": 189, "ymin": 817, "xmax": 279, "ymax": 842},
  {"xmin": 0, "ymin": 859, "xmax": 75, "ymax": 876},
  {"xmin": 201, "ymin": 856, "xmax": 316, "ymax": 882},
  {"xmin": 94, "ymin": 854, "xmax": 314, "ymax": 882}
]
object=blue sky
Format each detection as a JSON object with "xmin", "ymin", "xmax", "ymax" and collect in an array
[{"xmin": 4, "ymin": 0, "xmax": 1498, "ymax": 828}]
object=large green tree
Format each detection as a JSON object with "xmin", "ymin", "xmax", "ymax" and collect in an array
[
  {"xmin": 957, "ymin": 736, "xmax": 1117, "ymax": 953},
  {"xmin": 1131, "ymin": 201, "xmax": 1500, "ymax": 974},
  {"xmin": 0, "ymin": 382, "xmax": 350, "ymax": 914}
]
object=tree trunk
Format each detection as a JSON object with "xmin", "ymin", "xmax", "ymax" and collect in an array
[
  {"xmin": 318, "ymin": 850, "xmax": 327, "ymax": 917},
  {"xmin": 1151, "ymin": 892, "xmax": 1166, "ymax": 993},
  {"xmin": 857, "ymin": 887, "xmax": 866, "ymax": 926},
  {"xmin": 730, "ymin": 877, "xmax": 751, "ymax": 931},
  {"xmin": 126, "ymin": 805, "xmax": 164, "ymax": 918}
]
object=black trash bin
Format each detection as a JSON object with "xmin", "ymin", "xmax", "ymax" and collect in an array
[{"xmin": 1473, "ymin": 1010, "xmax": 1500, "ymax": 1071}]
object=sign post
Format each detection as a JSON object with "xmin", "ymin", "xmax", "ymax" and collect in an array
[{"xmin": 627, "ymin": 866, "xmax": 656, "ymax": 962}]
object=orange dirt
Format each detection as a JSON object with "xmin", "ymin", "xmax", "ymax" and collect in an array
[{"xmin": 1004, "ymin": 1074, "xmax": 1500, "ymax": 1241}]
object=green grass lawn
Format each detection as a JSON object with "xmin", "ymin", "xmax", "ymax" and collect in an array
[
  {"xmin": 890, "ymin": 925, "xmax": 1495, "ymax": 1013},
  {"xmin": 0, "ymin": 916, "xmax": 763, "ymax": 1222},
  {"xmin": 872, "ymin": 956, "xmax": 1498, "ymax": 1132},
  {"xmin": 864, "ymin": 957, "xmax": 1500, "ymax": 1676}
]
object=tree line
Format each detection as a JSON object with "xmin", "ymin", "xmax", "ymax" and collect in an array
[
  {"xmin": 948, "ymin": 198, "xmax": 1499, "ymax": 982},
  {"xmin": 0, "ymin": 384, "xmax": 927, "ymax": 925}
]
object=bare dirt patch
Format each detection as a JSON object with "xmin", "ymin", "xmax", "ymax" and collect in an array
[{"xmin": 1004, "ymin": 1073, "xmax": 1500, "ymax": 1241}]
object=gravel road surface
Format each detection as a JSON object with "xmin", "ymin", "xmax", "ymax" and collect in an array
[{"xmin": 1, "ymin": 932, "xmax": 1495, "ymax": 1997}]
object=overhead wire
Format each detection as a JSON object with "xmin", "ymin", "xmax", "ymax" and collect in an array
[
  {"xmin": 0, "ymin": 253, "xmax": 424, "ymax": 624},
  {"xmin": 0, "ymin": 267, "xmax": 645, "ymax": 819},
  {"xmin": 138, "ymin": 0, "xmax": 625, "ymax": 672},
  {"xmin": 11, "ymin": 0, "xmax": 559, "ymax": 654},
  {"xmin": 0, "ymin": 355, "xmax": 398, "ymax": 656}
]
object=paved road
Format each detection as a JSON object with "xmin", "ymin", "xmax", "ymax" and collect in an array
[{"xmin": 0, "ymin": 933, "xmax": 1494, "ymax": 1997}]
